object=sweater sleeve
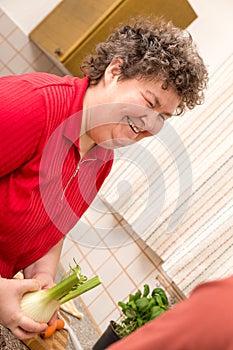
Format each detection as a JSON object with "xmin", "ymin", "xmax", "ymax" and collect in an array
[
  {"xmin": 0, "ymin": 75, "xmax": 45, "ymax": 177},
  {"xmin": 108, "ymin": 276, "xmax": 233, "ymax": 350}
]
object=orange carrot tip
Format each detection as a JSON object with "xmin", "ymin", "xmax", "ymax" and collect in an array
[
  {"xmin": 40, "ymin": 322, "xmax": 57, "ymax": 339},
  {"xmin": 56, "ymin": 319, "xmax": 65, "ymax": 330}
]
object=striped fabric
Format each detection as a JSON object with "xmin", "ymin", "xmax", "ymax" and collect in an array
[{"xmin": 101, "ymin": 54, "xmax": 233, "ymax": 296}]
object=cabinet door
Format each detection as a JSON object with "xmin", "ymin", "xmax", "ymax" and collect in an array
[
  {"xmin": 30, "ymin": 0, "xmax": 197, "ymax": 77},
  {"xmin": 64, "ymin": 0, "xmax": 197, "ymax": 76},
  {"xmin": 29, "ymin": 0, "xmax": 117, "ymax": 60}
]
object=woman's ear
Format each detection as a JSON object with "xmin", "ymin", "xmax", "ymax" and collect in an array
[{"xmin": 104, "ymin": 58, "xmax": 124, "ymax": 84}]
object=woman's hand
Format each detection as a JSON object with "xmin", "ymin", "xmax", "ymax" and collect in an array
[
  {"xmin": 30, "ymin": 272, "xmax": 59, "ymax": 325},
  {"xmin": 0, "ymin": 277, "xmax": 47, "ymax": 339},
  {"xmin": 23, "ymin": 240, "xmax": 65, "ymax": 327},
  {"xmin": 30, "ymin": 271, "xmax": 55, "ymax": 290}
]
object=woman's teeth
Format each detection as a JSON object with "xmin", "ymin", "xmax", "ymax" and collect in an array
[{"xmin": 127, "ymin": 116, "xmax": 140, "ymax": 134}]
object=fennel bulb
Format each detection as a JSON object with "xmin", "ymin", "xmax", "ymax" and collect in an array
[
  {"xmin": 21, "ymin": 290, "xmax": 60, "ymax": 323},
  {"xmin": 21, "ymin": 264, "xmax": 101, "ymax": 323}
]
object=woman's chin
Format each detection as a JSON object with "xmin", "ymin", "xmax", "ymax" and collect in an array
[{"xmin": 99, "ymin": 138, "xmax": 135, "ymax": 149}]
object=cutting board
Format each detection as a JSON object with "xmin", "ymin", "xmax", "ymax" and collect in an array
[{"xmin": 23, "ymin": 314, "xmax": 69, "ymax": 350}]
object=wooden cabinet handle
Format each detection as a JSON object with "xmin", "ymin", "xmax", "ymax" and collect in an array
[{"xmin": 54, "ymin": 48, "xmax": 62, "ymax": 56}]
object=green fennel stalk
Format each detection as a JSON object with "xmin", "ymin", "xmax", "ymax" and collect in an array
[{"xmin": 21, "ymin": 263, "xmax": 101, "ymax": 323}]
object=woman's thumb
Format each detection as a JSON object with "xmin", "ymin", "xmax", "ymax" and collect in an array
[{"xmin": 17, "ymin": 278, "xmax": 41, "ymax": 294}]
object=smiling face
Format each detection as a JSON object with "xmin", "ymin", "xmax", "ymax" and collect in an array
[{"xmin": 82, "ymin": 59, "xmax": 180, "ymax": 149}]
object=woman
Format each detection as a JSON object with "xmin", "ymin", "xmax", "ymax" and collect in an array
[{"xmin": 0, "ymin": 17, "xmax": 208, "ymax": 339}]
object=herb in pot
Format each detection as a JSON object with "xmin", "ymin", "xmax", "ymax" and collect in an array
[
  {"xmin": 114, "ymin": 284, "xmax": 169, "ymax": 338},
  {"xmin": 93, "ymin": 284, "xmax": 169, "ymax": 350}
]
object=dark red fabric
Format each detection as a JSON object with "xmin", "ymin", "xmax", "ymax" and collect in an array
[
  {"xmin": 0, "ymin": 73, "xmax": 113, "ymax": 278},
  {"xmin": 108, "ymin": 276, "xmax": 233, "ymax": 350}
]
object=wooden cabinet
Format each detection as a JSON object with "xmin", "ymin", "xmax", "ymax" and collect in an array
[{"xmin": 30, "ymin": 0, "xmax": 197, "ymax": 77}]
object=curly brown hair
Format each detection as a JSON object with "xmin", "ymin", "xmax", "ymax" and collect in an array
[{"xmin": 81, "ymin": 17, "xmax": 208, "ymax": 115}]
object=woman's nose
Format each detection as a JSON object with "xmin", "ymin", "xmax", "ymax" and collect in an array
[{"xmin": 141, "ymin": 110, "xmax": 164, "ymax": 135}]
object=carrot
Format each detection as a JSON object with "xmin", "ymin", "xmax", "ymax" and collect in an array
[
  {"xmin": 40, "ymin": 319, "xmax": 65, "ymax": 339},
  {"xmin": 56, "ymin": 319, "xmax": 65, "ymax": 330},
  {"xmin": 40, "ymin": 322, "xmax": 57, "ymax": 339}
]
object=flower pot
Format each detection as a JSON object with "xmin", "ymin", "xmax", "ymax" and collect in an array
[{"xmin": 93, "ymin": 321, "xmax": 120, "ymax": 350}]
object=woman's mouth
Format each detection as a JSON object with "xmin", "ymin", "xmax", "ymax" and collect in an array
[{"xmin": 127, "ymin": 116, "xmax": 141, "ymax": 134}]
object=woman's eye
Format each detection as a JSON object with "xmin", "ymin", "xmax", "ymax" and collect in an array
[
  {"xmin": 159, "ymin": 114, "xmax": 165, "ymax": 121},
  {"xmin": 146, "ymin": 100, "xmax": 154, "ymax": 108}
]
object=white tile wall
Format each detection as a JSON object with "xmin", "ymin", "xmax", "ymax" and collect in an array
[
  {"xmin": 126, "ymin": 254, "xmax": 155, "ymax": 286},
  {"xmin": 87, "ymin": 291, "xmax": 116, "ymax": 325},
  {"xmin": 114, "ymin": 241, "xmax": 142, "ymax": 268},
  {"xmin": 106, "ymin": 272, "xmax": 136, "ymax": 303},
  {"xmin": 84, "ymin": 246, "xmax": 112, "ymax": 271},
  {"xmin": 97, "ymin": 256, "xmax": 122, "ymax": 287},
  {"xmin": 0, "ymin": 9, "xmax": 64, "ymax": 76}
]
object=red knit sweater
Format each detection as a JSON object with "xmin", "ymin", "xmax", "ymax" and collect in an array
[{"xmin": 0, "ymin": 73, "xmax": 113, "ymax": 278}]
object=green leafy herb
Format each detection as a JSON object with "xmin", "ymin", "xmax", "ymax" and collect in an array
[{"xmin": 114, "ymin": 284, "xmax": 169, "ymax": 338}]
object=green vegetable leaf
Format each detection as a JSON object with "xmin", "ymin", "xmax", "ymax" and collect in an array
[
  {"xmin": 115, "ymin": 284, "xmax": 169, "ymax": 339},
  {"xmin": 128, "ymin": 300, "xmax": 137, "ymax": 310},
  {"xmin": 118, "ymin": 301, "xmax": 132, "ymax": 317},
  {"xmin": 134, "ymin": 289, "xmax": 142, "ymax": 301},
  {"xmin": 147, "ymin": 298, "xmax": 156, "ymax": 309},
  {"xmin": 118, "ymin": 301, "xmax": 127, "ymax": 311},
  {"xmin": 129, "ymin": 294, "xmax": 136, "ymax": 301},
  {"xmin": 154, "ymin": 294, "xmax": 164, "ymax": 307},
  {"xmin": 150, "ymin": 306, "xmax": 164, "ymax": 320},
  {"xmin": 135, "ymin": 297, "xmax": 149, "ymax": 311},
  {"xmin": 137, "ymin": 317, "xmax": 144, "ymax": 327},
  {"xmin": 125, "ymin": 308, "xmax": 136, "ymax": 319},
  {"xmin": 142, "ymin": 284, "xmax": 150, "ymax": 297},
  {"xmin": 152, "ymin": 288, "xmax": 168, "ymax": 307}
]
